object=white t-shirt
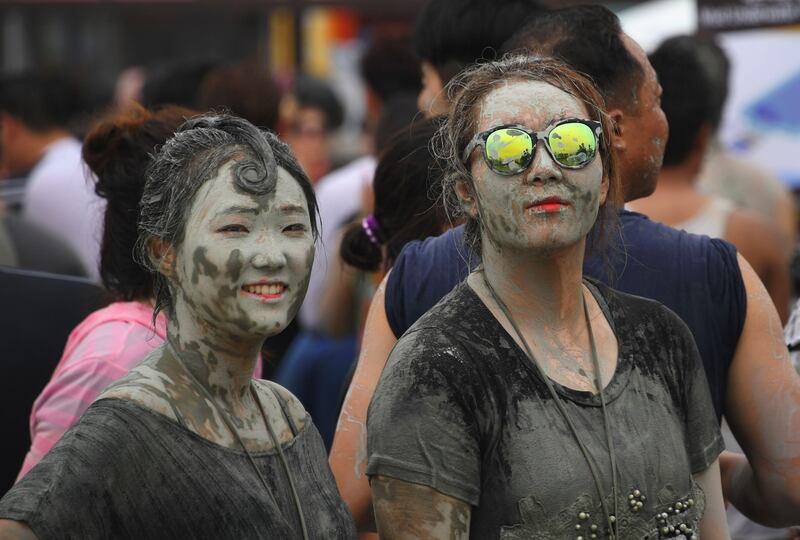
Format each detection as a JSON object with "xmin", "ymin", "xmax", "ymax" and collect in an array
[
  {"xmin": 300, "ymin": 155, "xmax": 377, "ymax": 330},
  {"xmin": 23, "ymin": 138, "xmax": 104, "ymax": 281}
]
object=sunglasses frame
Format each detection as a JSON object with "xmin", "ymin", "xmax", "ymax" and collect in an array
[{"xmin": 461, "ymin": 118, "xmax": 603, "ymax": 175}]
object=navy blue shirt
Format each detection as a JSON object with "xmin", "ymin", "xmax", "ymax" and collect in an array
[{"xmin": 385, "ymin": 210, "xmax": 747, "ymax": 421}]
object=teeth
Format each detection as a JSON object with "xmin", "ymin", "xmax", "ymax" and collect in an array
[{"xmin": 244, "ymin": 283, "xmax": 285, "ymax": 296}]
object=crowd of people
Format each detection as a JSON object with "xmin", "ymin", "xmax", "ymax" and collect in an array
[{"xmin": 0, "ymin": 1, "xmax": 798, "ymax": 539}]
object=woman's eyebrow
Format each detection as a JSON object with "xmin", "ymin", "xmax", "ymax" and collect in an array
[
  {"xmin": 214, "ymin": 205, "xmax": 259, "ymax": 217},
  {"xmin": 277, "ymin": 203, "xmax": 307, "ymax": 215}
]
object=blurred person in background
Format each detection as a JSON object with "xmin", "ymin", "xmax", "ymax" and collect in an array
[
  {"xmin": 334, "ymin": 4, "xmax": 800, "ymax": 532},
  {"xmin": 141, "ymin": 58, "xmax": 218, "ymax": 110},
  {"xmin": 694, "ymin": 39, "xmax": 796, "ymax": 254},
  {"xmin": 0, "ymin": 211, "xmax": 86, "ymax": 276},
  {"xmin": 112, "ymin": 66, "xmax": 147, "ymax": 112},
  {"xmin": 15, "ymin": 105, "xmax": 265, "ymax": 481},
  {"xmin": 300, "ymin": 33, "xmax": 421, "ymax": 335},
  {"xmin": 279, "ymin": 74, "xmax": 344, "ymax": 184},
  {"xmin": 413, "ymin": 0, "xmax": 545, "ymax": 119},
  {"xmin": 0, "ymin": 71, "xmax": 104, "ymax": 280},
  {"xmin": 197, "ymin": 60, "xmax": 282, "ymax": 131},
  {"xmin": 276, "ymin": 117, "xmax": 447, "ymax": 451},
  {"xmin": 629, "ymin": 35, "xmax": 791, "ymax": 323}
]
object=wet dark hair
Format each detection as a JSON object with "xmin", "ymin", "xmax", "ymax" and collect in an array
[
  {"xmin": 437, "ymin": 54, "xmax": 620, "ymax": 258},
  {"xmin": 361, "ymin": 34, "xmax": 422, "ymax": 102},
  {"xmin": 141, "ymin": 59, "xmax": 218, "ymax": 109},
  {"xmin": 649, "ymin": 36, "xmax": 716, "ymax": 166},
  {"xmin": 196, "ymin": 61, "xmax": 282, "ymax": 130},
  {"xmin": 0, "ymin": 70, "xmax": 84, "ymax": 131},
  {"xmin": 414, "ymin": 0, "xmax": 546, "ymax": 85},
  {"xmin": 340, "ymin": 117, "xmax": 448, "ymax": 272},
  {"xmin": 694, "ymin": 35, "xmax": 730, "ymax": 132},
  {"xmin": 82, "ymin": 104, "xmax": 196, "ymax": 301},
  {"xmin": 373, "ymin": 93, "xmax": 422, "ymax": 154},
  {"xmin": 291, "ymin": 75, "xmax": 345, "ymax": 132},
  {"xmin": 502, "ymin": 5, "xmax": 644, "ymax": 110},
  {"xmin": 137, "ymin": 114, "xmax": 319, "ymax": 318}
]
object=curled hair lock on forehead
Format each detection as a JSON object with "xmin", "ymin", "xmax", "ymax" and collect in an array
[{"xmin": 137, "ymin": 113, "xmax": 318, "ymax": 321}]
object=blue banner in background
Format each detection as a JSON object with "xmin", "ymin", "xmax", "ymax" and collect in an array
[{"xmin": 745, "ymin": 70, "xmax": 800, "ymax": 136}]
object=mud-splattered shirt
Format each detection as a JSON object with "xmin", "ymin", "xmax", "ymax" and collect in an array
[
  {"xmin": 368, "ymin": 280, "xmax": 723, "ymax": 539},
  {"xmin": 0, "ymin": 398, "xmax": 356, "ymax": 540}
]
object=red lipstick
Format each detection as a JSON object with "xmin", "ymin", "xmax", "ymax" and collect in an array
[{"xmin": 526, "ymin": 196, "xmax": 570, "ymax": 214}]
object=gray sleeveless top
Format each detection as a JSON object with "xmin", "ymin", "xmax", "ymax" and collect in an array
[{"xmin": 0, "ymin": 398, "xmax": 356, "ymax": 539}]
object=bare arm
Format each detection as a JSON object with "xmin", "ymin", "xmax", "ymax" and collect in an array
[
  {"xmin": 723, "ymin": 253, "xmax": 800, "ymax": 526},
  {"xmin": 693, "ymin": 459, "xmax": 730, "ymax": 539},
  {"xmin": 0, "ymin": 520, "xmax": 38, "ymax": 540},
  {"xmin": 329, "ymin": 272, "xmax": 398, "ymax": 530},
  {"xmin": 371, "ymin": 476, "xmax": 470, "ymax": 540}
]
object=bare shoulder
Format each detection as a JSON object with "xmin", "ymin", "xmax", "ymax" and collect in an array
[
  {"xmin": 0, "ymin": 520, "xmax": 38, "ymax": 540},
  {"xmin": 252, "ymin": 379, "xmax": 309, "ymax": 431}
]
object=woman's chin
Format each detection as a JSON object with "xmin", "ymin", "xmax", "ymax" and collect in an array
[{"xmin": 254, "ymin": 317, "xmax": 289, "ymax": 338}]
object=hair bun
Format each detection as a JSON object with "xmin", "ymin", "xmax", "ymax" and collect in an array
[{"xmin": 340, "ymin": 219, "xmax": 383, "ymax": 273}]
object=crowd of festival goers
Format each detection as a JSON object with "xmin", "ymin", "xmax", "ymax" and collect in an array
[{"xmin": 0, "ymin": 1, "xmax": 799, "ymax": 539}]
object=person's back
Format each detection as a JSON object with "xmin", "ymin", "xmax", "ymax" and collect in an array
[
  {"xmin": 699, "ymin": 143, "xmax": 796, "ymax": 249},
  {"xmin": 0, "ymin": 214, "xmax": 87, "ymax": 277},
  {"xmin": 0, "ymin": 72, "xmax": 105, "ymax": 281}
]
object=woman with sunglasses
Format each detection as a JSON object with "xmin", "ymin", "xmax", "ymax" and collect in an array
[{"xmin": 366, "ymin": 56, "xmax": 729, "ymax": 539}]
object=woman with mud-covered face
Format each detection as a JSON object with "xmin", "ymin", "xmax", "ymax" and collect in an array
[
  {"xmin": 0, "ymin": 115, "xmax": 356, "ymax": 540},
  {"xmin": 366, "ymin": 56, "xmax": 730, "ymax": 539}
]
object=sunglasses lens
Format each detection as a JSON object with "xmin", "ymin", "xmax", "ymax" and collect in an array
[
  {"xmin": 484, "ymin": 128, "xmax": 534, "ymax": 174},
  {"xmin": 547, "ymin": 122, "xmax": 598, "ymax": 168}
]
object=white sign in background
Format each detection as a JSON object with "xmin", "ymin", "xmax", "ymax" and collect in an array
[{"xmin": 621, "ymin": 0, "xmax": 800, "ymax": 187}]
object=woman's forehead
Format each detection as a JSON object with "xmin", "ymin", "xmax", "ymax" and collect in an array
[
  {"xmin": 475, "ymin": 80, "xmax": 588, "ymax": 132},
  {"xmin": 188, "ymin": 162, "xmax": 306, "ymax": 222}
]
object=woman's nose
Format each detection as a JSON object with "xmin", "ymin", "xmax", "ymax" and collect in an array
[
  {"xmin": 524, "ymin": 140, "xmax": 562, "ymax": 185},
  {"xmin": 251, "ymin": 248, "xmax": 287, "ymax": 269}
]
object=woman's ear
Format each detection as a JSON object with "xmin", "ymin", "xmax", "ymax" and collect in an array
[
  {"xmin": 599, "ymin": 171, "xmax": 610, "ymax": 207},
  {"xmin": 454, "ymin": 179, "xmax": 478, "ymax": 218},
  {"xmin": 147, "ymin": 237, "xmax": 176, "ymax": 278}
]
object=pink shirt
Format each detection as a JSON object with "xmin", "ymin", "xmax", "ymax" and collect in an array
[{"xmin": 18, "ymin": 301, "xmax": 263, "ymax": 480}]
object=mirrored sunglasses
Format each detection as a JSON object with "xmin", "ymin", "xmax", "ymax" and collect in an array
[{"xmin": 462, "ymin": 118, "xmax": 603, "ymax": 175}]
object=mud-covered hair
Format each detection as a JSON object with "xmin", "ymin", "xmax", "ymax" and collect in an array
[
  {"xmin": 436, "ymin": 54, "xmax": 620, "ymax": 258},
  {"xmin": 137, "ymin": 113, "xmax": 319, "ymax": 318}
]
